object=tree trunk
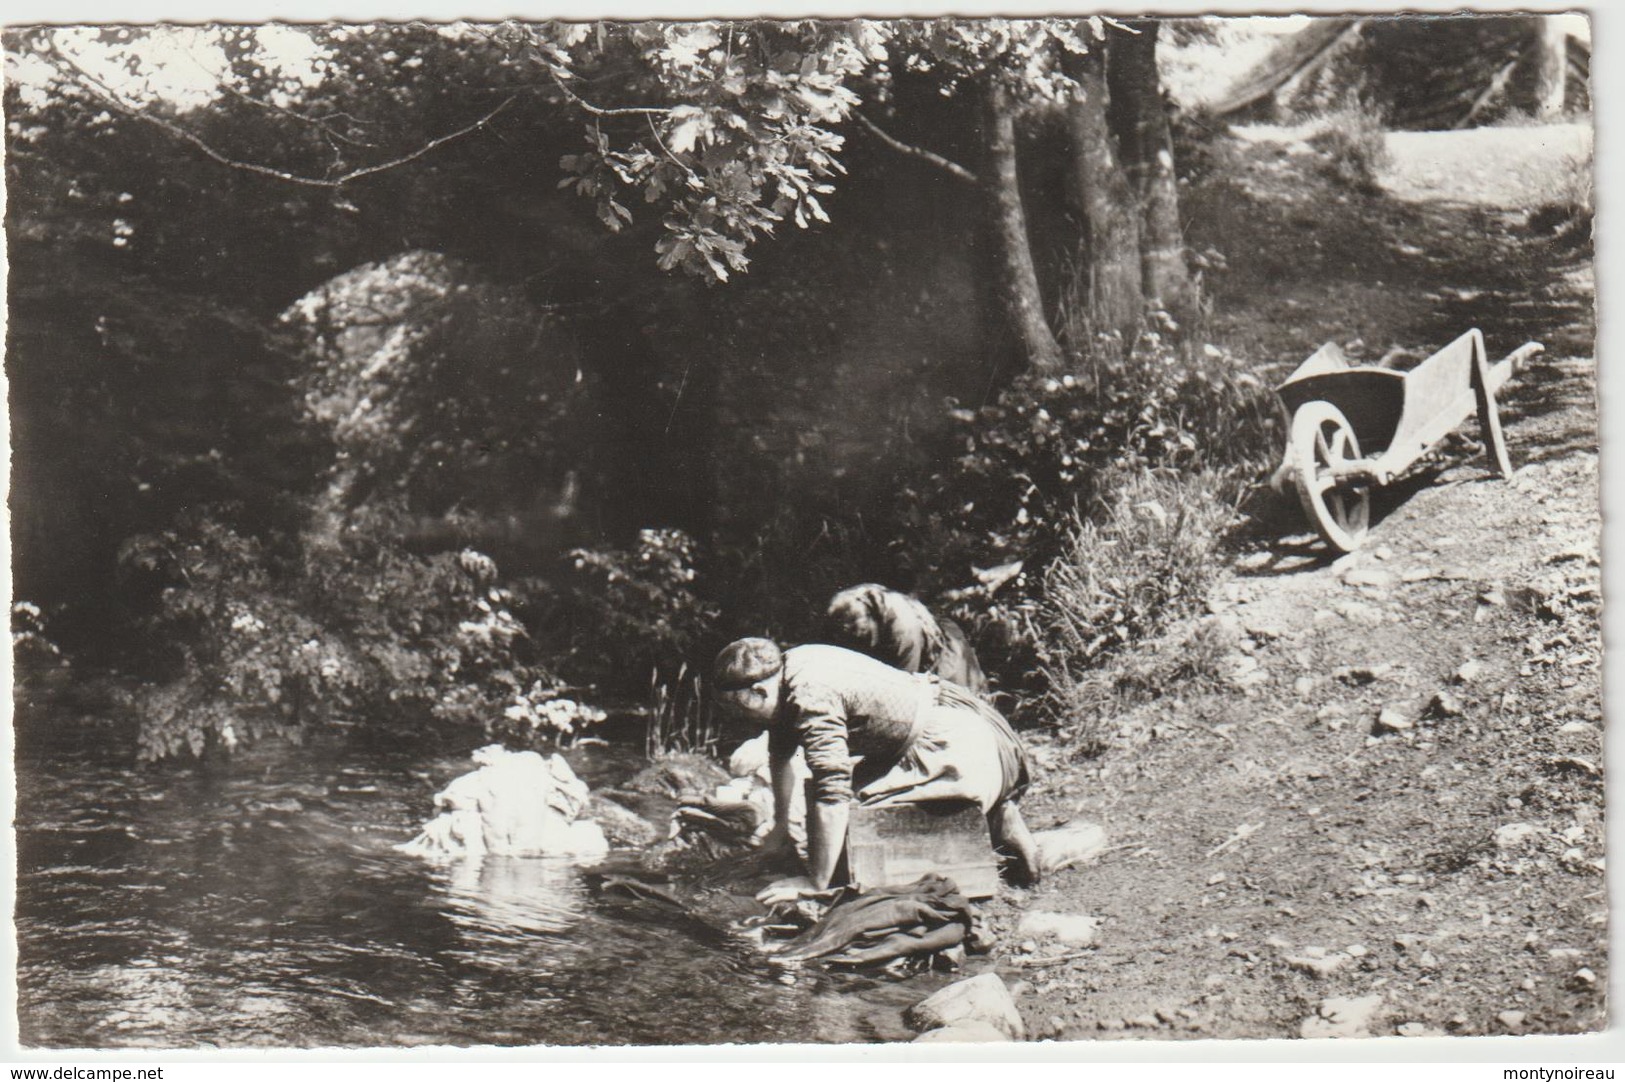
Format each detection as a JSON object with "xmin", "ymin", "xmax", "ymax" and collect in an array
[
  {"xmin": 1107, "ymin": 21, "xmax": 1191, "ymax": 315},
  {"xmin": 1061, "ymin": 44, "xmax": 1143, "ymax": 346},
  {"xmin": 1535, "ymin": 16, "xmax": 1568, "ymax": 121},
  {"xmin": 978, "ymin": 77, "xmax": 1066, "ymax": 374}
]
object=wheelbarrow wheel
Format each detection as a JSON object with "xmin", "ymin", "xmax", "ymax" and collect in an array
[{"xmin": 1290, "ymin": 401, "xmax": 1371, "ymax": 553}]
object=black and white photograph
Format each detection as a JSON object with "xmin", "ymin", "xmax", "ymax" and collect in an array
[{"xmin": 4, "ymin": 2, "xmax": 1607, "ymax": 1056}]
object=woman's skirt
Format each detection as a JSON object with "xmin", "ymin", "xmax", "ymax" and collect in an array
[{"xmin": 853, "ymin": 682, "xmax": 1029, "ymax": 812}]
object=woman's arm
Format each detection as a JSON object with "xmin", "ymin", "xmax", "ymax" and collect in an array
[
  {"xmin": 793, "ymin": 687, "xmax": 854, "ymax": 890},
  {"xmin": 761, "ymin": 746, "xmax": 799, "ymax": 853},
  {"xmin": 806, "ymin": 800, "xmax": 850, "ymax": 889}
]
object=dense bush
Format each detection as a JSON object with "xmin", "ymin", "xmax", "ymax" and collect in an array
[
  {"xmin": 895, "ymin": 331, "xmax": 1276, "ymax": 699},
  {"xmin": 121, "ymin": 507, "xmax": 594, "ymax": 761},
  {"xmin": 1304, "ymin": 100, "xmax": 1393, "ymax": 194},
  {"xmin": 536, "ymin": 527, "xmax": 721, "ymax": 693}
]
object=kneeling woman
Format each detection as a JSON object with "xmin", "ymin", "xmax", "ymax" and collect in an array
[{"xmin": 712, "ymin": 639, "xmax": 1040, "ymax": 889}]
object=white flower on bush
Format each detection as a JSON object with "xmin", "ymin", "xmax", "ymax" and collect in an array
[
  {"xmin": 457, "ymin": 597, "xmax": 525, "ymax": 649},
  {"xmin": 229, "ymin": 609, "xmax": 267, "ymax": 634},
  {"xmin": 503, "ymin": 682, "xmax": 607, "ymax": 736},
  {"xmin": 12, "ymin": 600, "xmax": 62, "ymax": 659},
  {"xmin": 457, "ymin": 549, "xmax": 498, "ymax": 584}
]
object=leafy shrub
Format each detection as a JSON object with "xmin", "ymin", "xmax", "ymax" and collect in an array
[
  {"xmin": 1304, "ymin": 100, "xmax": 1392, "ymax": 194},
  {"xmin": 123, "ymin": 507, "xmax": 596, "ymax": 761},
  {"xmin": 488, "ymin": 681, "xmax": 609, "ymax": 749},
  {"xmin": 912, "ymin": 333, "xmax": 1272, "ymax": 575},
  {"xmin": 896, "ymin": 332, "xmax": 1276, "ymax": 694},
  {"xmin": 12, "ymin": 601, "xmax": 66, "ymax": 670},
  {"xmin": 541, "ymin": 527, "xmax": 721, "ymax": 693}
]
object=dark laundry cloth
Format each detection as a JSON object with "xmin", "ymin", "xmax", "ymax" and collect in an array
[{"xmin": 772, "ymin": 873, "xmax": 978, "ymax": 966}]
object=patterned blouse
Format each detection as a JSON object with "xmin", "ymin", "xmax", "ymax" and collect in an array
[{"xmin": 767, "ymin": 644, "xmax": 935, "ymax": 807}]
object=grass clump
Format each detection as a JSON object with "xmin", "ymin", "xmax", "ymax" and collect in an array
[
  {"xmin": 1528, "ymin": 144, "xmax": 1594, "ymax": 247},
  {"xmin": 1304, "ymin": 100, "xmax": 1392, "ymax": 194},
  {"xmin": 1035, "ymin": 467, "xmax": 1244, "ymax": 753},
  {"xmin": 645, "ymin": 663, "xmax": 717, "ymax": 759}
]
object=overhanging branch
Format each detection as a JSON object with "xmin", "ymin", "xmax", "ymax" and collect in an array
[
  {"xmin": 853, "ymin": 111, "xmax": 977, "ymax": 185},
  {"xmin": 41, "ymin": 42, "xmax": 516, "ymax": 189},
  {"xmin": 551, "ymin": 73, "xmax": 671, "ymax": 118}
]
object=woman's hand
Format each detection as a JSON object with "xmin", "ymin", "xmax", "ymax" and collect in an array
[{"xmin": 756, "ymin": 824, "xmax": 794, "ymax": 856}]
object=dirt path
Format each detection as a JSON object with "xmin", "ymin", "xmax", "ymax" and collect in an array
[
  {"xmin": 1382, "ymin": 123, "xmax": 1593, "ymax": 209},
  {"xmin": 976, "ymin": 126, "xmax": 1602, "ymax": 1042}
]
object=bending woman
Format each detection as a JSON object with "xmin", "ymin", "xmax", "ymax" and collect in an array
[
  {"xmin": 824, "ymin": 583, "xmax": 988, "ymax": 695},
  {"xmin": 712, "ymin": 638, "xmax": 1040, "ymax": 889}
]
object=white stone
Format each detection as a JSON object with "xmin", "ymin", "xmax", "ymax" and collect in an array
[
  {"xmin": 1335, "ymin": 600, "xmax": 1387, "ymax": 625},
  {"xmin": 913, "ymin": 1021, "xmax": 1012, "ymax": 1043},
  {"xmin": 905, "ymin": 973, "xmax": 1026, "ymax": 1040},
  {"xmin": 1430, "ymin": 691, "xmax": 1464, "ymax": 717},
  {"xmin": 1374, "ymin": 708, "xmax": 1413, "ymax": 734},
  {"xmin": 1344, "ymin": 567, "xmax": 1398, "ymax": 589},
  {"xmin": 1494, "ymin": 822, "xmax": 1539, "ymax": 849},
  {"xmin": 1286, "ymin": 951, "xmax": 1353, "ymax": 978},
  {"xmin": 1034, "ymin": 820, "xmax": 1108, "ymax": 873},
  {"xmin": 1396, "ymin": 1022, "xmax": 1444, "ymax": 1037},
  {"xmin": 1018, "ymin": 910, "xmax": 1100, "ymax": 947},
  {"xmin": 1300, "ymin": 994, "xmax": 1384, "ymax": 1038},
  {"xmin": 1242, "ymin": 615, "xmax": 1286, "ymax": 640}
]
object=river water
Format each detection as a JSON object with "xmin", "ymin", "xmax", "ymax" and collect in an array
[{"xmin": 14, "ymin": 723, "xmax": 946, "ymax": 1048}]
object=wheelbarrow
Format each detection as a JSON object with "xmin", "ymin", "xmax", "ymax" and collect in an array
[{"xmin": 1271, "ymin": 329, "xmax": 1544, "ymax": 553}]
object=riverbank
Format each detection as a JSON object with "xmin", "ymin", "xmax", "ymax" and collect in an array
[
  {"xmin": 10, "ymin": 120, "xmax": 1598, "ymax": 1051},
  {"xmin": 972, "ymin": 122, "xmax": 1602, "ymax": 1042}
]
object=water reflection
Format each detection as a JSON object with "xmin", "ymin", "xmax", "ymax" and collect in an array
[
  {"xmin": 15, "ymin": 733, "xmax": 952, "ymax": 1048},
  {"xmin": 432, "ymin": 855, "xmax": 586, "ymax": 937}
]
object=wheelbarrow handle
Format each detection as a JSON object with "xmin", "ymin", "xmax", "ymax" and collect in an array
[
  {"xmin": 1505, "ymin": 341, "xmax": 1544, "ymax": 372},
  {"xmin": 1486, "ymin": 341, "xmax": 1542, "ymax": 397}
]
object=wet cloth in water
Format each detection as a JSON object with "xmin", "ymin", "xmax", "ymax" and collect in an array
[{"xmin": 772, "ymin": 873, "xmax": 979, "ymax": 966}]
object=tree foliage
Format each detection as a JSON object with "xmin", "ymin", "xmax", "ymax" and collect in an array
[{"xmin": 5, "ymin": 17, "xmax": 1218, "ymax": 758}]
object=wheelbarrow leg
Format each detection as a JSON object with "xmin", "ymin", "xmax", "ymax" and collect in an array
[{"xmin": 1470, "ymin": 339, "xmax": 1513, "ymax": 478}]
